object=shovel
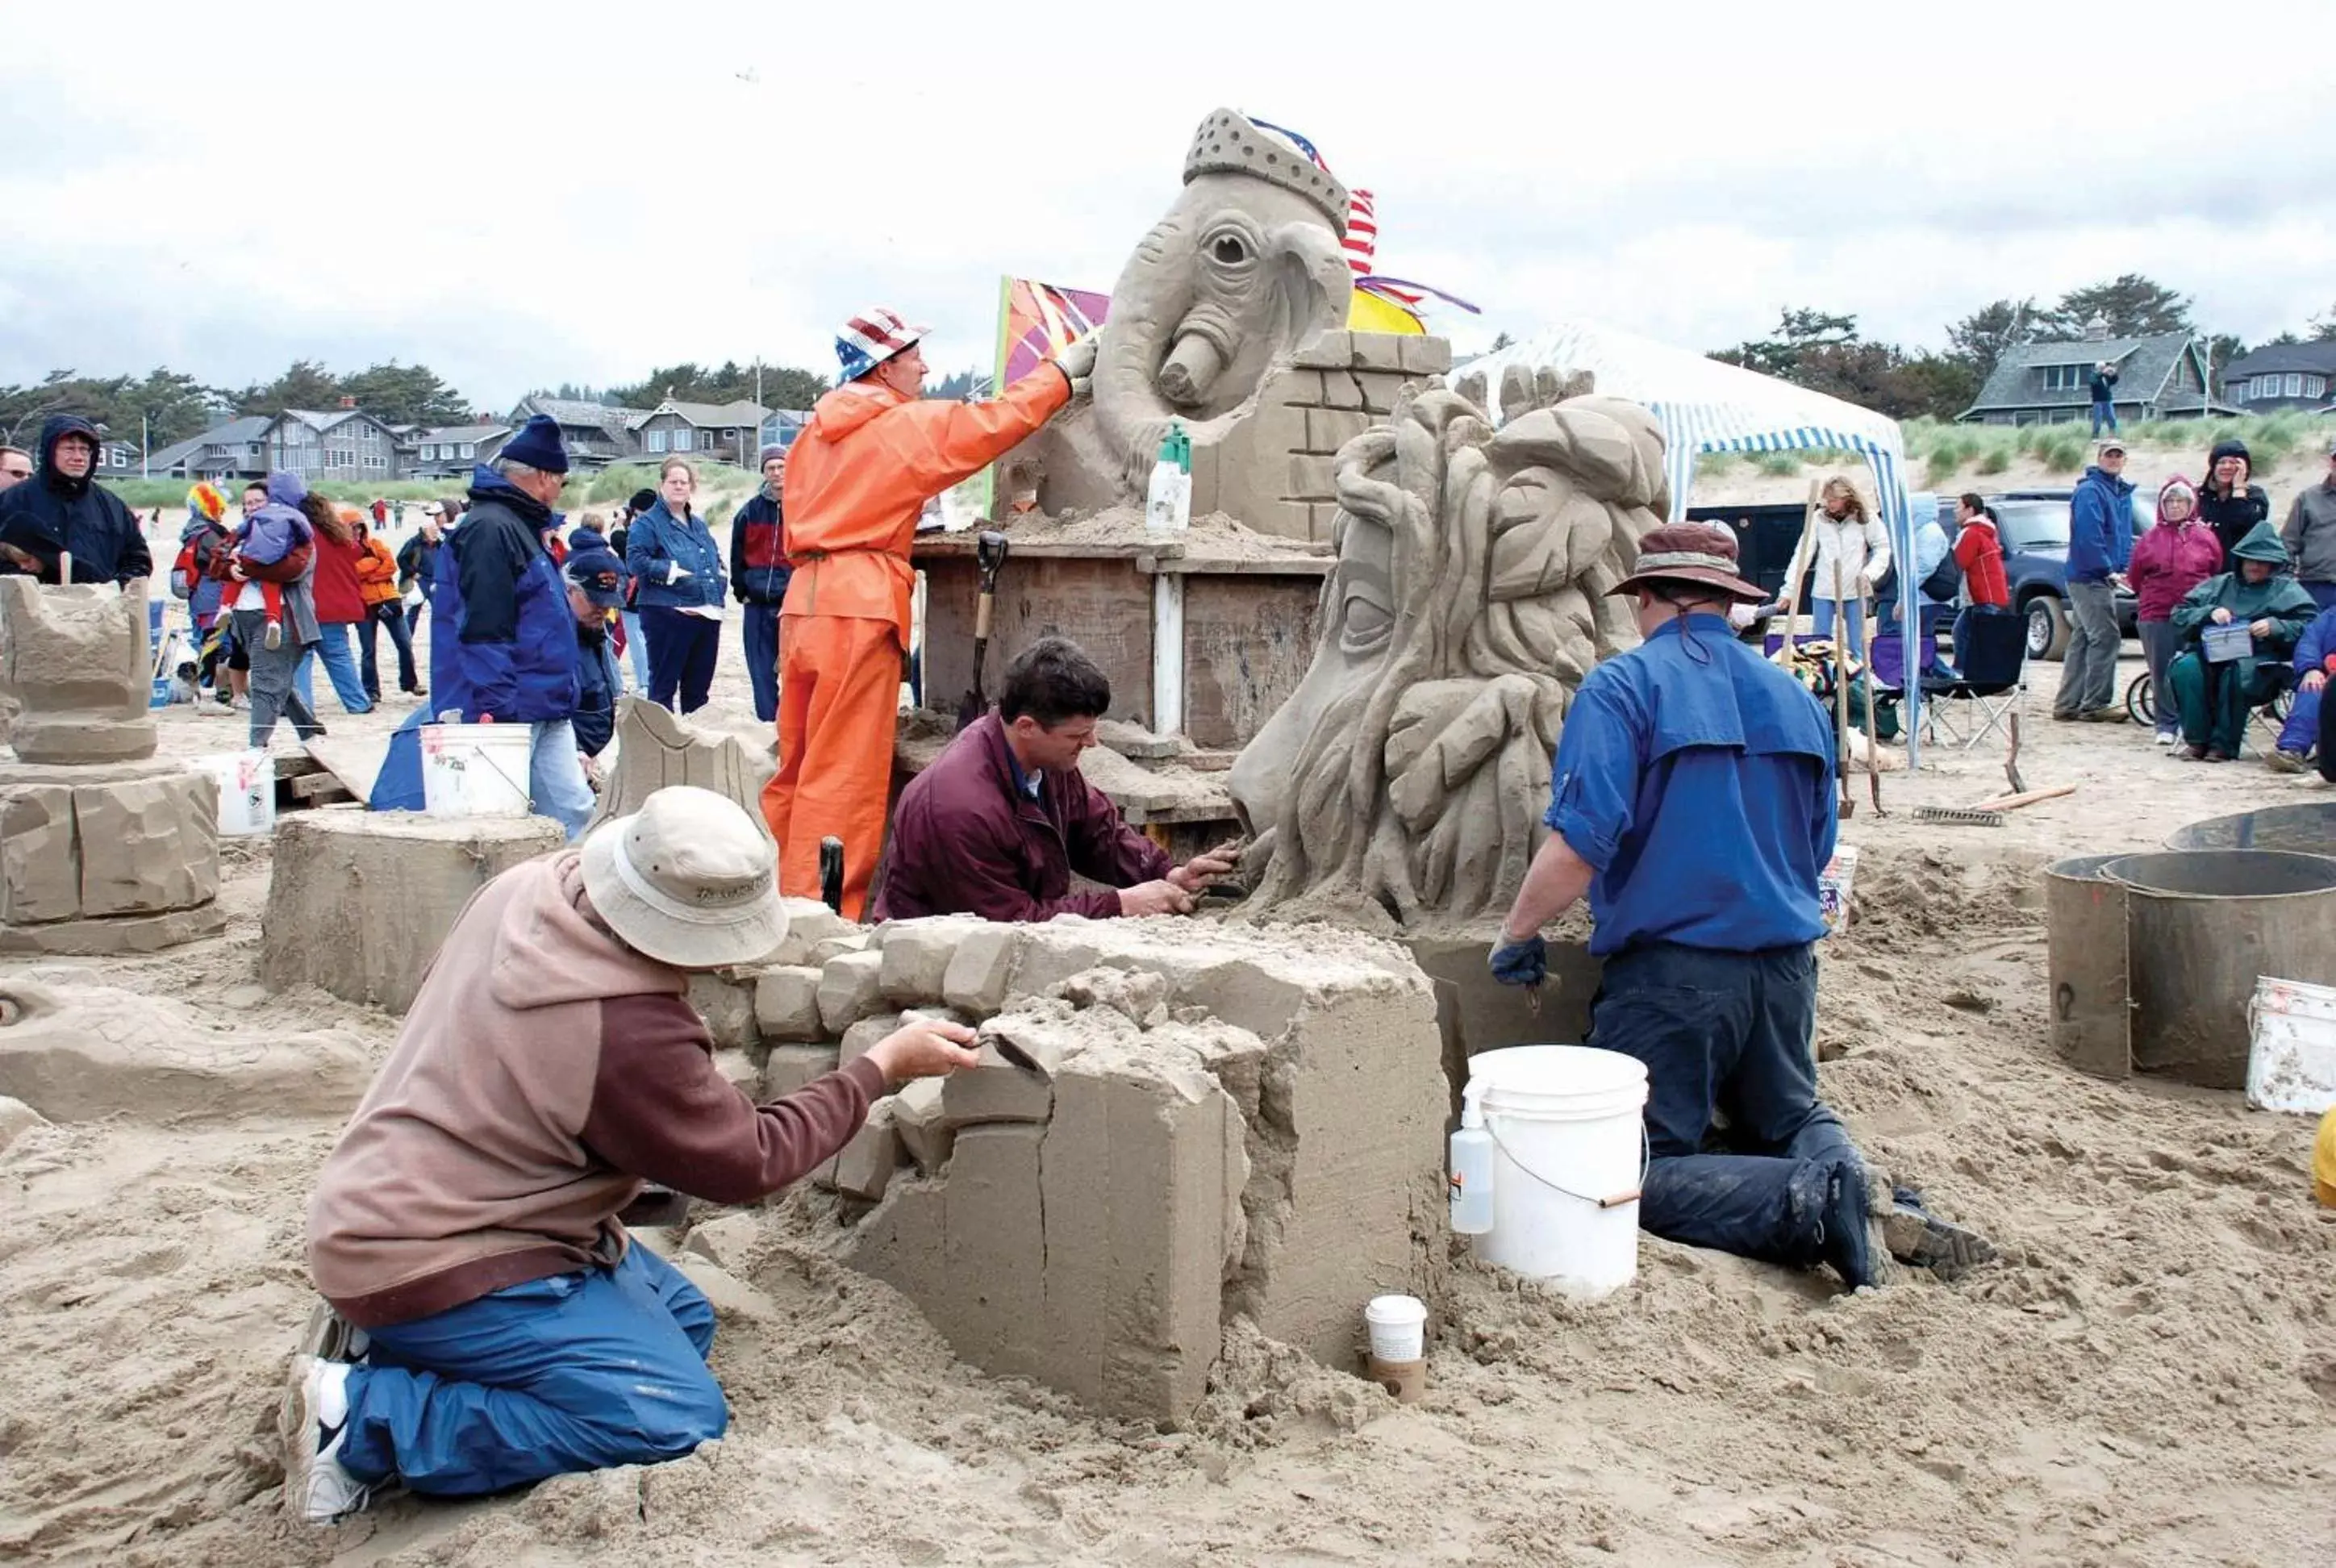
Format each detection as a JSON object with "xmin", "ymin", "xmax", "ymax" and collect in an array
[
  {"xmin": 1832, "ymin": 558, "xmax": 1855, "ymax": 819},
  {"xmin": 956, "ymin": 530, "xmax": 1010, "ymax": 729}
]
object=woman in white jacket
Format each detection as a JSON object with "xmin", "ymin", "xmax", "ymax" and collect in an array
[{"xmin": 1787, "ymin": 477, "xmax": 1892, "ymax": 653}]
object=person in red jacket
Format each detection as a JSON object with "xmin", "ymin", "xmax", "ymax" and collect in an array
[
  {"xmin": 298, "ymin": 496, "xmax": 376, "ymax": 715},
  {"xmin": 761, "ymin": 308, "xmax": 1099, "ymax": 918},
  {"xmin": 877, "ymin": 637, "xmax": 1236, "ymax": 921},
  {"xmin": 2126, "ymin": 476, "xmax": 2224, "ymax": 744},
  {"xmin": 1949, "ymin": 493, "xmax": 2011, "ymax": 673}
]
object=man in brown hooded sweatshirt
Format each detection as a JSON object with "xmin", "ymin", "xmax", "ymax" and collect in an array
[{"xmin": 284, "ymin": 786, "xmax": 978, "ymax": 1524}]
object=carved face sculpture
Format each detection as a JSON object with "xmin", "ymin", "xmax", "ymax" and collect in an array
[
  {"xmin": 1034, "ymin": 111, "xmax": 1354, "ymax": 509},
  {"xmin": 1228, "ymin": 386, "xmax": 1667, "ymax": 926}
]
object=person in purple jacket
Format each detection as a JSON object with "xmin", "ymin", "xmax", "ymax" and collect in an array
[{"xmin": 876, "ymin": 636, "xmax": 1237, "ymax": 921}]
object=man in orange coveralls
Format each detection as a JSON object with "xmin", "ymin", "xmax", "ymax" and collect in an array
[{"xmin": 762, "ymin": 307, "xmax": 1097, "ymax": 918}]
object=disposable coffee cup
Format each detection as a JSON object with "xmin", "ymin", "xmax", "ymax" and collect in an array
[
  {"xmin": 1367, "ymin": 1355, "xmax": 1427, "ymax": 1405},
  {"xmin": 1364, "ymin": 1294, "xmax": 1427, "ymax": 1362}
]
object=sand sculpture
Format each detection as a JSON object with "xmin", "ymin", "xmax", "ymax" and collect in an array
[
  {"xmin": 586, "ymin": 696, "xmax": 775, "ymax": 839},
  {"xmin": 0, "ymin": 578, "xmax": 225, "ymax": 953},
  {"xmin": 1022, "ymin": 108, "xmax": 1358, "ymax": 519},
  {"xmin": 729, "ymin": 914, "xmax": 1448, "ymax": 1427},
  {"xmin": 1228, "ymin": 382, "xmax": 1666, "ymax": 928}
]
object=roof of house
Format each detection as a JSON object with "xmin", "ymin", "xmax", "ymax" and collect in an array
[
  {"xmin": 144, "ymin": 415, "xmax": 273, "ymax": 473},
  {"xmin": 2224, "ymin": 341, "xmax": 2336, "ymax": 379},
  {"xmin": 515, "ymin": 396, "xmax": 647, "ymax": 434},
  {"xmin": 415, "ymin": 423, "xmax": 512, "ymax": 444},
  {"xmin": 1963, "ymin": 332, "xmax": 2206, "ymax": 415},
  {"xmin": 276, "ymin": 407, "xmax": 383, "ymax": 433},
  {"xmin": 653, "ymin": 398, "xmax": 772, "ymax": 428}
]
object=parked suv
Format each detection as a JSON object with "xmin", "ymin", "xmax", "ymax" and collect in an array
[{"xmin": 1983, "ymin": 490, "xmax": 2146, "ymax": 662}]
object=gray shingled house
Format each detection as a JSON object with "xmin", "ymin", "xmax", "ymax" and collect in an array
[
  {"xmin": 2220, "ymin": 341, "xmax": 2336, "ymax": 415},
  {"xmin": 1959, "ymin": 319, "xmax": 2236, "ymax": 427},
  {"xmin": 505, "ymin": 396, "xmax": 644, "ymax": 471},
  {"xmin": 633, "ymin": 398, "xmax": 770, "ymax": 468},
  {"xmin": 144, "ymin": 415, "xmax": 273, "ymax": 481},
  {"xmin": 263, "ymin": 406, "xmax": 406, "ymax": 482}
]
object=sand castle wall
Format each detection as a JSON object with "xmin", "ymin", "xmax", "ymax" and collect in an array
[{"xmin": 703, "ymin": 915, "xmax": 1450, "ymax": 1427}]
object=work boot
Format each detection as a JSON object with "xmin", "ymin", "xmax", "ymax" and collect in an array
[
  {"xmin": 2186, "ymin": 744, "xmax": 2209, "ymax": 760},
  {"xmin": 1880, "ymin": 1188, "xmax": 1997, "ymax": 1281},
  {"xmin": 1817, "ymin": 1158, "xmax": 1882, "ymax": 1291},
  {"xmin": 2051, "ymin": 709, "xmax": 2082, "ymax": 723},
  {"xmin": 2204, "ymin": 749, "xmax": 2230, "ymax": 764},
  {"xmin": 2269, "ymin": 749, "xmax": 2308, "ymax": 774},
  {"xmin": 296, "ymin": 1298, "xmax": 371, "ymax": 1366},
  {"xmin": 278, "ymin": 1356, "xmax": 372, "ymax": 1525},
  {"xmin": 2079, "ymin": 707, "xmax": 2128, "ymax": 724}
]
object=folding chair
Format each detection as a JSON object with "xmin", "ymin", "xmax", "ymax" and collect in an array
[{"xmin": 1921, "ymin": 607, "xmax": 2026, "ymax": 750}]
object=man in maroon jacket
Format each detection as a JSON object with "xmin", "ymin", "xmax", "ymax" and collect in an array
[
  {"xmin": 878, "ymin": 636, "xmax": 1236, "ymax": 921},
  {"xmin": 283, "ymin": 786, "xmax": 978, "ymax": 1524}
]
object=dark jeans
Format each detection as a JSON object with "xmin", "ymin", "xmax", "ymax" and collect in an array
[
  {"xmin": 359, "ymin": 600, "xmax": 420, "ymax": 697},
  {"xmin": 640, "ymin": 605, "xmax": 721, "ymax": 713},
  {"xmin": 1587, "ymin": 941, "xmax": 1864, "ymax": 1270},
  {"xmin": 2090, "ymin": 400, "xmax": 2118, "ymax": 436},
  {"xmin": 742, "ymin": 599, "xmax": 782, "ymax": 723}
]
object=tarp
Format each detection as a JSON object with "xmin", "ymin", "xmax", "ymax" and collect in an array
[{"xmin": 1459, "ymin": 319, "xmax": 1925, "ymax": 764}]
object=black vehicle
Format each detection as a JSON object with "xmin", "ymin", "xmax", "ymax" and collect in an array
[
  {"xmin": 1982, "ymin": 490, "xmax": 2146, "ymax": 662},
  {"xmin": 1684, "ymin": 495, "xmax": 1958, "ymax": 607}
]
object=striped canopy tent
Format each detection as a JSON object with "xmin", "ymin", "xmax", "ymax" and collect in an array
[{"xmin": 1461, "ymin": 318, "xmax": 1925, "ymax": 761}]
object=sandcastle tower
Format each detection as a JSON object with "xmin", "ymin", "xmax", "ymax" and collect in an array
[{"xmin": 0, "ymin": 578, "xmax": 225, "ymax": 953}]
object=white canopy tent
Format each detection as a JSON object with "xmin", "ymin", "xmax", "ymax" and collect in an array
[{"xmin": 1461, "ymin": 319, "xmax": 1928, "ymax": 764}]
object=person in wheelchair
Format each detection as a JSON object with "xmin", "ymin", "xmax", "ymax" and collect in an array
[
  {"xmin": 2269, "ymin": 601, "xmax": 2336, "ymax": 778},
  {"xmin": 2165, "ymin": 521, "xmax": 2318, "ymax": 763}
]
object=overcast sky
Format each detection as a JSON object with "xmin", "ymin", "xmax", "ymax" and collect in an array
[{"xmin": 4, "ymin": 0, "xmax": 2332, "ymax": 412}]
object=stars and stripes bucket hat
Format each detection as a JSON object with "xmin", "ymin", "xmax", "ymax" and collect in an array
[{"xmin": 836, "ymin": 307, "xmax": 931, "ymax": 383}]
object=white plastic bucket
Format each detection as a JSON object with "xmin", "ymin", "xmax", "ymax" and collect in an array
[
  {"xmin": 192, "ymin": 749, "xmax": 274, "ymax": 836},
  {"xmin": 2247, "ymin": 975, "xmax": 2336, "ymax": 1116},
  {"xmin": 419, "ymin": 723, "xmax": 533, "ymax": 818},
  {"xmin": 1466, "ymin": 1045, "xmax": 1650, "ymax": 1299},
  {"xmin": 1363, "ymin": 1295, "xmax": 1426, "ymax": 1361}
]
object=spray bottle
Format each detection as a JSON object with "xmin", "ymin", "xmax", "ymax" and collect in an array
[
  {"xmin": 1448, "ymin": 1083, "xmax": 1494, "ymax": 1235},
  {"xmin": 1145, "ymin": 422, "xmax": 1191, "ymax": 536}
]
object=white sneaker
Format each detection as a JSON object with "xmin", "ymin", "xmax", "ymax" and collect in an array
[
  {"xmin": 2155, "ymin": 730, "xmax": 2176, "ymax": 746},
  {"xmin": 280, "ymin": 1355, "xmax": 372, "ymax": 1524}
]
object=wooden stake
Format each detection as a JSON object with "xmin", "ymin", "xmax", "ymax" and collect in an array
[
  {"xmin": 1832, "ymin": 557, "xmax": 1854, "ymax": 818},
  {"xmin": 1967, "ymin": 784, "xmax": 2076, "ymax": 812}
]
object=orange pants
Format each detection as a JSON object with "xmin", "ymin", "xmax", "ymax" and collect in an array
[{"xmin": 761, "ymin": 613, "xmax": 899, "ymax": 921}]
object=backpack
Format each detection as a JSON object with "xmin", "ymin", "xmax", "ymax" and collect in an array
[
  {"xmin": 1920, "ymin": 551, "xmax": 1963, "ymax": 603},
  {"xmin": 169, "ymin": 540, "xmax": 198, "ymax": 599}
]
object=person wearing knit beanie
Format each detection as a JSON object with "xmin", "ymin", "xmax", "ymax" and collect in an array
[{"xmin": 732, "ymin": 444, "xmax": 793, "ymax": 721}]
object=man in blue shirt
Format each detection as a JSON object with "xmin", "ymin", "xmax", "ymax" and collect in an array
[
  {"xmin": 1490, "ymin": 523, "xmax": 1990, "ymax": 1288},
  {"xmin": 2054, "ymin": 438, "xmax": 2136, "ymax": 723}
]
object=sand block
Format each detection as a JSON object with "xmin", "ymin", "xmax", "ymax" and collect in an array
[
  {"xmin": 942, "ymin": 924, "xmax": 1027, "ymax": 1013},
  {"xmin": 0, "ymin": 782, "xmax": 81, "ymax": 924},
  {"xmin": 940, "ymin": 1015, "xmax": 1065, "ymax": 1125},
  {"xmin": 73, "ymin": 769, "xmax": 219, "ymax": 916},
  {"xmin": 1053, "ymin": 966, "xmax": 1169, "ymax": 1028},
  {"xmin": 832, "ymin": 1099, "xmax": 901, "ymax": 1201},
  {"xmin": 891, "ymin": 1078, "xmax": 953, "ymax": 1173},
  {"xmin": 684, "ymin": 1211, "xmax": 766, "ymax": 1274},
  {"xmin": 261, "ymin": 810, "xmax": 565, "ymax": 1014},
  {"xmin": 1096, "ymin": 719, "xmax": 1180, "ymax": 760},
  {"xmin": 768, "ymin": 898, "xmax": 848, "ymax": 966},
  {"xmin": 838, "ymin": 1015, "xmax": 899, "ymax": 1071},
  {"xmin": 688, "ymin": 972, "xmax": 761, "ymax": 1050},
  {"xmin": 762, "ymin": 1043, "xmax": 840, "ymax": 1099},
  {"xmin": 811, "ymin": 933, "xmax": 871, "ymax": 962},
  {"xmin": 878, "ymin": 915, "xmax": 984, "ymax": 1006},
  {"xmin": 0, "ymin": 902, "xmax": 225, "ymax": 956},
  {"xmin": 0, "ymin": 978, "xmax": 371, "ymax": 1122},
  {"xmin": 816, "ymin": 949, "xmax": 887, "ymax": 1035},
  {"xmin": 0, "ymin": 1095, "xmax": 47, "ymax": 1153},
  {"xmin": 711, "ymin": 1049, "xmax": 759, "ymax": 1096},
  {"xmin": 752, "ymin": 965, "xmax": 827, "ymax": 1041},
  {"xmin": 670, "ymin": 1253, "xmax": 781, "ymax": 1324}
]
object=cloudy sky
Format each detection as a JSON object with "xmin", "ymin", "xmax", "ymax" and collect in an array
[{"xmin": 4, "ymin": 0, "xmax": 2331, "ymax": 411}]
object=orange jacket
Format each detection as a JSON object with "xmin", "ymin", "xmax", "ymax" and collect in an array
[
  {"xmin": 353, "ymin": 536, "xmax": 402, "ymax": 607},
  {"xmin": 779, "ymin": 365, "xmax": 1070, "ymax": 636}
]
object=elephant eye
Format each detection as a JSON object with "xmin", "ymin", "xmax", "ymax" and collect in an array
[{"xmin": 1212, "ymin": 234, "xmax": 1248, "ymax": 265}]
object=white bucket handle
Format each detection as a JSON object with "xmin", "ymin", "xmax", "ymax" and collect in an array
[
  {"xmin": 1484, "ymin": 1117, "xmax": 1650, "ymax": 1210},
  {"xmin": 432, "ymin": 727, "xmax": 535, "ymax": 809}
]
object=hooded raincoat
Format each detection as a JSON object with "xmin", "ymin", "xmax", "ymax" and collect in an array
[
  {"xmin": 2127, "ymin": 478, "xmax": 2224, "ymax": 622},
  {"xmin": 2166, "ymin": 520, "xmax": 2318, "ymax": 756},
  {"xmin": 0, "ymin": 415, "xmax": 151, "ymax": 584},
  {"xmin": 761, "ymin": 365, "xmax": 1072, "ymax": 919}
]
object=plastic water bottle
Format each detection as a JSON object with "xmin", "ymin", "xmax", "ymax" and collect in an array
[
  {"xmin": 1145, "ymin": 423, "xmax": 1191, "ymax": 536},
  {"xmin": 1449, "ymin": 1096, "xmax": 1494, "ymax": 1235}
]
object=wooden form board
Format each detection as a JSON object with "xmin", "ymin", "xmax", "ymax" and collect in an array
[{"xmin": 915, "ymin": 549, "xmax": 1326, "ymax": 750}]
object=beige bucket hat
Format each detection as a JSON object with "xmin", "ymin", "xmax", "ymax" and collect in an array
[{"xmin": 580, "ymin": 786, "xmax": 788, "ymax": 970}]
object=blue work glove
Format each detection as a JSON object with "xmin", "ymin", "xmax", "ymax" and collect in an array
[{"xmin": 1488, "ymin": 933, "xmax": 1547, "ymax": 988}]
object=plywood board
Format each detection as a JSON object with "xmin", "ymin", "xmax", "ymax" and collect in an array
[{"xmin": 1179, "ymin": 575, "xmax": 1322, "ymax": 750}]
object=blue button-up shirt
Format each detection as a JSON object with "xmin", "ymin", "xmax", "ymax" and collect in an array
[{"xmin": 1546, "ymin": 614, "xmax": 1837, "ymax": 956}]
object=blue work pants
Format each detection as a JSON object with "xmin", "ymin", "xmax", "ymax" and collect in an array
[
  {"xmin": 336, "ymin": 1245, "xmax": 726, "ymax": 1498},
  {"xmin": 742, "ymin": 600, "xmax": 782, "ymax": 724},
  {"xmin": 640, "ymin": 606, "xmax": 720, "ymax": 714},
  {"xmin": 1587, "ymin": 941, "xmax": 1865, "ymax": 1270}
]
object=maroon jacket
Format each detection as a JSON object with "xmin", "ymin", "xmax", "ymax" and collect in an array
[{"xmin": 877, "ymin": 711, "xmax": 1172, "ymax": 922}]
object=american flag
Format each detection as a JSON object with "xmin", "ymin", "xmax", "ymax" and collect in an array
[{"xmin": 1244, "ymin": 115, "xmax": 1375, "ymax": 273}]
